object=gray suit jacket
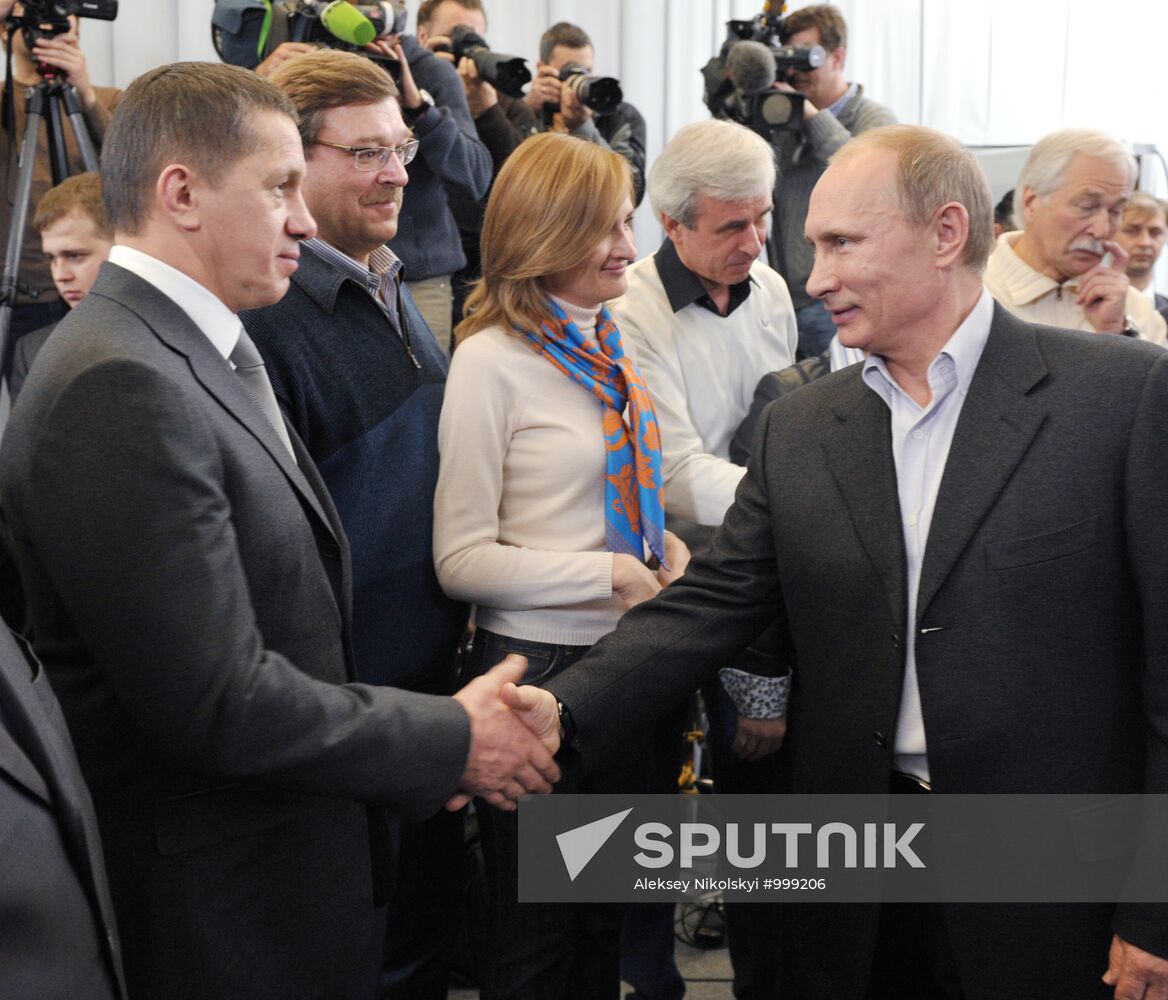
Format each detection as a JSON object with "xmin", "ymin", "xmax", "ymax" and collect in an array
[
  {"xmin": 0, "ymin": 624, "xmax": 126, "ymax": 1000},
  {"xmin": 0, "ymin": 262, "xmax": 472, "ymax": 1000},
  {"xmin": 548, "ymin": 305, "xmax": 1168, "ymax": 999}
]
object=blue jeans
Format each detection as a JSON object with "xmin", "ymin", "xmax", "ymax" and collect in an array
[
  {"xmin": 465, "ymin": 627, "xmax": 687, "ymax": 1000},
  {"xmin": 464, "ymin": 628, "xmax": 621, "ymax": 1000}
]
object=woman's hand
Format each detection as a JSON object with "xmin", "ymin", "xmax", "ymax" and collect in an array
[
  {"xmin": 656, "ymin": 530, "xmax": 691, "ymax": 587},
  {"xmin": 612, "ymin": 553, "xmax": 661, "ymax": 609}
]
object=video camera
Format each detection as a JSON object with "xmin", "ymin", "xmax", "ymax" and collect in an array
[
  {"xmin": 281, "ymin": 0, "xmax": 404, "ymax": 46},
  {"xmin": 212, "ymin": 0, "xmax": 406, "ymax": 82},
  {"xmin": 432, "ymin": 24, "xmax": 530, "ymax": 99},
  {"xmin": 6, "ymin": 0, "xmax": 118, "ymax": 75},
  {"xmin": 701, "ymin": 9, "xmax": 824, "ymax": 149}
]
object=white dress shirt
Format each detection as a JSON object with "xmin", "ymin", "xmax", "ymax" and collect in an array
[
  {"xmin": 860, "ymin": 288, "xmax": 995, "ymax": 782},
  {"xmin": 108, "ymin": 245, "xmax": 242, "ymax": 360}
]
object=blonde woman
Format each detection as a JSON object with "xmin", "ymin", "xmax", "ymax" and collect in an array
[{"xmin": 434, "ymin": 132, "xmax": 688, "ymax": 999}]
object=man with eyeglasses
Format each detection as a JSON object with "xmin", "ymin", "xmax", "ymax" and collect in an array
[
  {"xmin": 240, "ymin": 47, "xmax": 474, "ymax": 999},
  {"xmin": 984, "ymin": 127, "xmax": 1167, "ymax": 346}
]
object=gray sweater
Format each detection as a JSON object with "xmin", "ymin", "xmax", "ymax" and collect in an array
[{"xmin": 770, "ymin": 84, "xmax": 896, "ymax": 309}]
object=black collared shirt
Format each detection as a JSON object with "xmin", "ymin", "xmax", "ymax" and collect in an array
[{"xmin": 653, "ymin": 238, "xmax": 755, "ymax": 317}]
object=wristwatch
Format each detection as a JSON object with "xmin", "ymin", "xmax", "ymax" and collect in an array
[
  {"xmin": 403, "ymin": 88, "xmax": 434, "ymax": 124},
  {"xmin": 557, "ymin": 700, "xmax": 577, "ymax": 745}
]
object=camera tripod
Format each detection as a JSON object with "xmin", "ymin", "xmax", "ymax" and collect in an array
[{"xmin": 0, "ymin": 76, "xmax": 99, "ymax": 390}]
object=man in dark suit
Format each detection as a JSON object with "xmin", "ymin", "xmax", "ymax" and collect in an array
[
  {"xmin": 0, "ymin": 623, "xmax": 126, "ymax": 999},
  {"xmin": 0, "ymin": 61, "xmax": 557, "ymax": 1000},
  {"xmin": 509, "ymin": 124, "xmax": 1168, "ymax": 999}
]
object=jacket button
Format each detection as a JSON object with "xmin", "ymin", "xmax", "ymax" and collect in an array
[
  {"xmin": 891, "ymin": 633, "xmax": 901, "ymax": 649},
  {"xmin": 873, "ymin": 731, "xmax": 887, "ymax": 748}
]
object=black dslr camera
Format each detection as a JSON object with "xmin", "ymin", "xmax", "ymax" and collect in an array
[
  {"xmin": 556, "ymin": 62, "xmax": 621, "ymax": 115},
  {"xmin": 539, "ymin": 61, "xmax": 622, "ymax": 129},
  {"xmin": 433, "ymin": 24, "xmax": 530, "ymax": 99}
]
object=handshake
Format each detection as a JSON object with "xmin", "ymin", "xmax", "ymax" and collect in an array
[{"xmin": 446, "ymin": 654, "xmax": 563, "ymax": 812}]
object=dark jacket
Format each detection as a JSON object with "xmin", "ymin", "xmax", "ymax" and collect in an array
[
  {"xmin": 242, "ymin": 243, "xmax": 468, "ymax": 694},
  {"xmin": 0, "ymin": 624, "xmax": 127, "ymax": 1000},
  {"xmin": 548, "ymin": 306, "xmax": 1168, "ymax": 998},
  {"xmin": 391, "ymin": 34, "xmax": 491, "ymax": 281}
]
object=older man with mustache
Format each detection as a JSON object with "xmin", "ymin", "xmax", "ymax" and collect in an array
[{"xmin": 984, "ymin": 127, "xmax": 1167, "ymax": 346}]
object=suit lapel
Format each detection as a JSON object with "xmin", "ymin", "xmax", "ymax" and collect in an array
[
  {"xmin": 822, "ymin": 373, "xmax": 909, "ymax": 632},
  {"xmin": 0, "ymin": 709, "xmax": 51, "ymax": 803},
  {"xmin": 90, "ymin": 266, "xmax": 339, "ymax": 547},
  {"xmin": 916, "ymin": 307, "xmax": 1049, "ymax": 622}
]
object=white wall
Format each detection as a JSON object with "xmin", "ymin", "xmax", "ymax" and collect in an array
[{"xmin": 65, "ymin": 1, "xmax": 1168, "ymax": 258}]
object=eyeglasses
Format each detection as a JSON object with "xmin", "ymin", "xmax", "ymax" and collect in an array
[{"xmin": 313, "ymin": 138, "xmax": 419, "ymax": 171}]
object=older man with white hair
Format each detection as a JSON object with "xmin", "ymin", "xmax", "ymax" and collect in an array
[{"xmin": 985, "ymin": 127, "xmax": 1167, "ymax": 345}]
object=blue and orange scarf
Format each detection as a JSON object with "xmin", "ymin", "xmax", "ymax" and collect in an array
[{"xmin": 520, "ymin": 300, "xmax": 669, "ymax": 569}]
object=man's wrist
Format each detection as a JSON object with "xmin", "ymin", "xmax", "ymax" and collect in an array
[{"xmin": 402, "ymin": 88, "xmax": 435, "ymax": 124}]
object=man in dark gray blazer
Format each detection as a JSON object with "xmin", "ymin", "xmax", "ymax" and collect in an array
[
  {"xmin": 510, "ymin": 125, "xmax": 1168, "ymax": 999},
  {"xmin": 0, "ymin": 623, "xmax": 126, "ymax": 1000},
  {"xmin": 0, "ymin": 62, "xmax": 557, "ymax": 1000}
]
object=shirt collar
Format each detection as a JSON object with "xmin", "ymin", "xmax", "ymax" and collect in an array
[
  {"xmin": 653, "ymin": 237, "xmax": 755, "ymax": 317},
  {"xmin": 108, "ymin": 244, "xmax": 242, "ymax": 360},
  {"xmin": 990, "ymin": 230, "xmax": 1076, "ymax": 305},
  {"xmin": 303, "ymin": 237, "xmax": 403, "ymax": 297},
  {"xmin": 862, "ymin": 287, "xmax": 995, "ymax": 408},
  {"xmin": 826, "ymin": 81, "xmax": 858, "ymax": 118}
]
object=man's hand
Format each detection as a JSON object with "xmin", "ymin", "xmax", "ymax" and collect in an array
[
  {"xmin": 525, "ymin": 64, "xmax": 563, "ymax": 116},
  {"xmin": 1103, "ymin": 934, "xmax": 1168, "ymax": 999},
  {"xmin": 253, "ymin": 41, "xmax": 315, "ymax": 77},
  {"xmin": 447, "ymin": 655, "xmax": 561, "ymax": 812},
  {"xmin": 500, "ymin": 680, "xmax": 561, "ymax": 752},
  {"xmin": 421, "ymin": 31, "xmax": 455, "ymax": 61},
  {"xmin": 774, "ymin": 79, "xmax": 819, "ymax": 120},
  {"xmin": 733, "ymin": 715, "xmax": 787, "ymax": 761},
  {"xmin": 457, "ymin": 57, "xmax": 497, "ymax": 117},
  {"xmin": 559, "ymin": 79, "xmax": 590, "ymax": 130},
  {"xmin": 389, "ymin": 41, "xmax": 424, "ymax": 113},
  {"xmin": 31, "ymin": 28, "xmax": 96, "ymax": 109},
  {"xmin": 612, "ymin": 553, "xmax": 662, "ymax": 609},
  {"xmin": 1077, "ymin": 239, "xmax": 1132, "ymax": 334}
]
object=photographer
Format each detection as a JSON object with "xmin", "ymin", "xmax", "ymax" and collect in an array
[
  {"xmin": 416, "ymin": 0, "xmax": 536, "ymax": 331},
  {"xmin": 770, "ymin": 4, "xmax": 894, "ymax": 357},
  {"xmin": 525, "ymin": 22, "xmax": 646, "ymax": 206},
  {"xmin": 417, "ymin": 0, "xmax": 533, "ymax": 165},
  {"xmin": 1, "ymin": 0, "xmax": 118, "ymax": 339}
]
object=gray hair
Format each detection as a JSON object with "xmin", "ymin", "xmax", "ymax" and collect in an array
[
  {"xmin": 647, "ymin": 120, "xmax": 776, "ymax": 227},
  {"xmin": 1015, "ymin": 128, "xmax": 1136, "ymax": 228}
]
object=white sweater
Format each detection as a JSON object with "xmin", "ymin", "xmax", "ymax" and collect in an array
[
  {"xmin": 613, "ymin": 255, "xmax": 799, "ymax": 524},
  {"xmin": 434, "ymin": 301, "xmax": 628, "ymax": 645}
]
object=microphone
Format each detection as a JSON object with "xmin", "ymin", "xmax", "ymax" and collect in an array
[
  {"xmin": 726, "ymin": 41, "xmax": 777, "ymax": 96},
  {"xmin": 319, "ymin": 1, "xmax": 377, "ymax": 46}
]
